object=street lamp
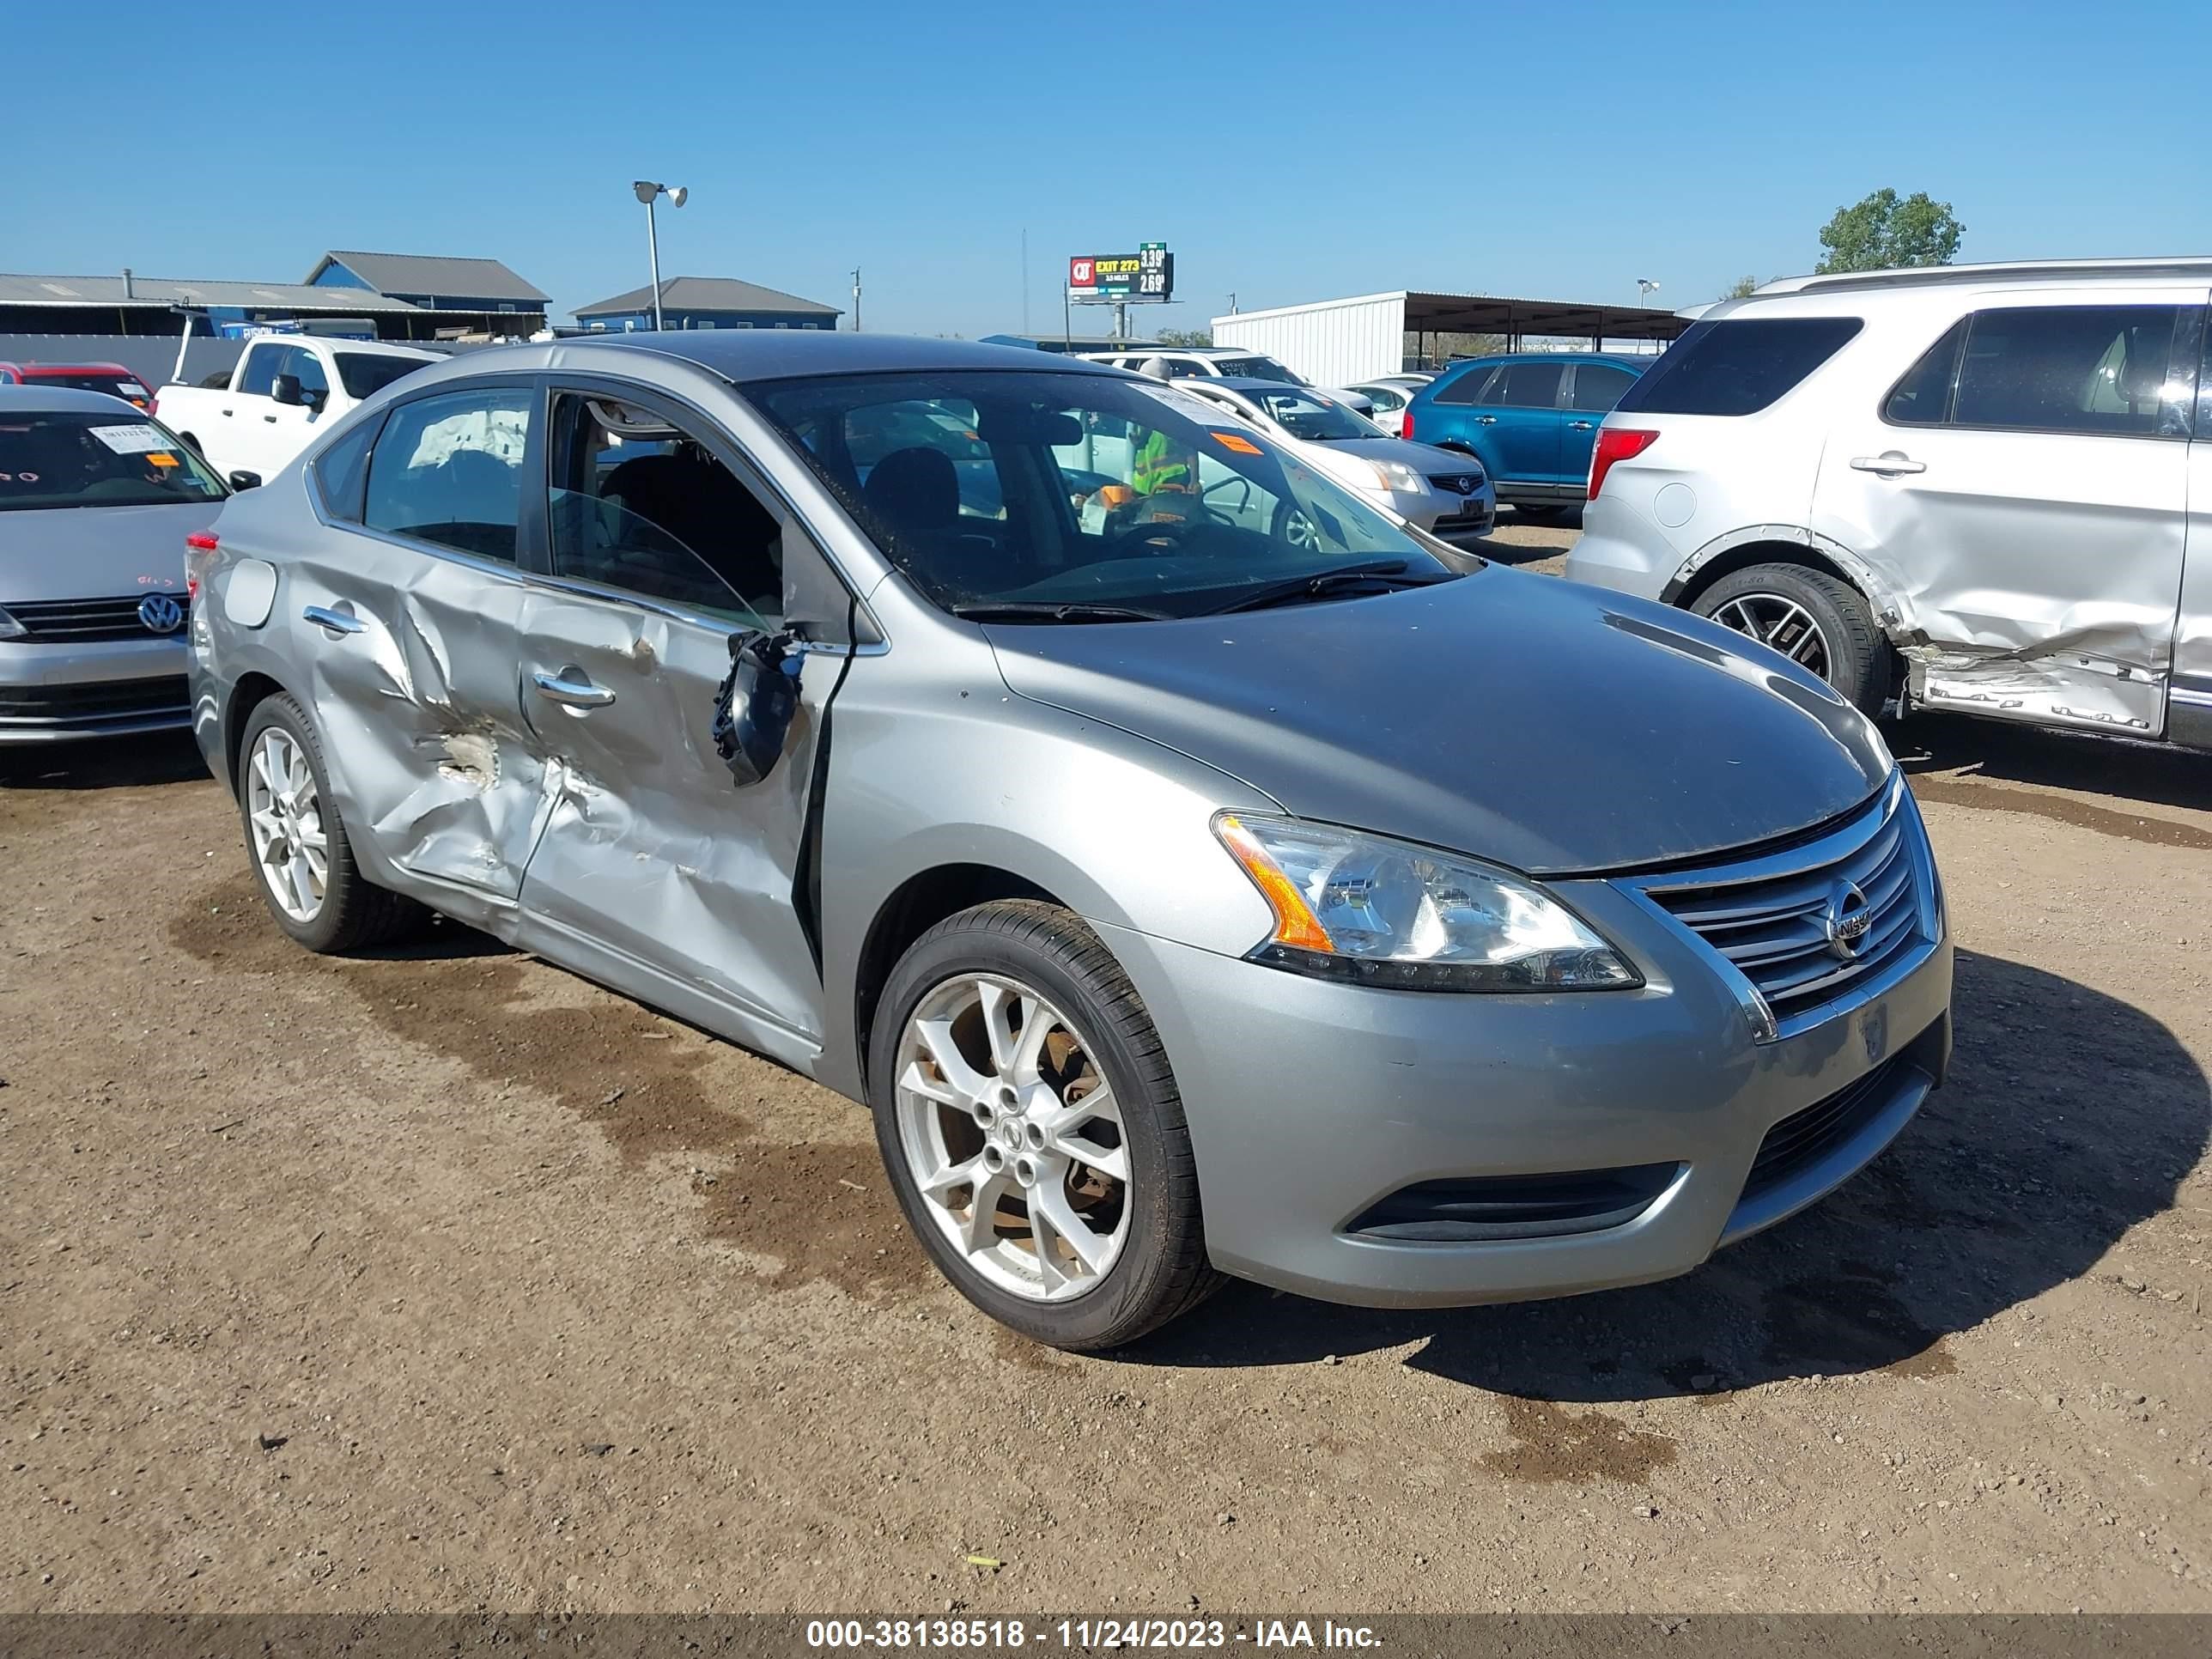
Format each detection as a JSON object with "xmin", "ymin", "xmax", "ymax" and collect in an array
[
  {"xmin": 632, "ymin": 180, "xmax": 688, "ymax": 331},
  {"xmin": 1635, "ymin": 277, "xmax": 1660, "ymax": 306}
]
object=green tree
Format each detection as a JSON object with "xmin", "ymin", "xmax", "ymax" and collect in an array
[
  {"xmin": 1153, "ymin": 327, "xmax": 1213, "ymax": 347},
  {"xmin": 1816, "ymin": 189, "xmax": 1964, "ymax": 274},
  {"xmin": 1721, "ymin": 275, "xmax": 1759, "ymax": 300}
]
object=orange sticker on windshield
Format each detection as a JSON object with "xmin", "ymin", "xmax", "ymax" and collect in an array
[
  {"xmin": 146, "ymin": 453, "xmax": 179, "ymax": 467},
  {"xmin": 1211, "ymin": 430, "xmax": 1262, "ymax": 455}
]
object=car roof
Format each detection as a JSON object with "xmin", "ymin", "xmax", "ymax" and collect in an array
[
  {"xmin": 1754, "ymin": 256, "xmax": 2212, "ymax": 297},
  {"xmin": 0, "ymin": 385, "xmax": 152, "ymax": 411},
  {"xmin": 573, "ymin": 331, "xmax": 1119, "ymax": 383}
]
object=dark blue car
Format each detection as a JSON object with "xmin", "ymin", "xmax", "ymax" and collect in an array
[{"xmin": 1406, "ymin": 354, "xmax": 1648, "ymax": 520}]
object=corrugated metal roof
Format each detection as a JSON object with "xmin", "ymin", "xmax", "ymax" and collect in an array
[
  {"xmin": 0, "ymin": 272, "xmax": 422, "ymax": 312},
  {"xmin": 574, "ymin": 276, "xmax": 842, "ymax": 319},
  {"xmin": 312, "ymin": 251, "xmax": 549, "ymax": 303}
]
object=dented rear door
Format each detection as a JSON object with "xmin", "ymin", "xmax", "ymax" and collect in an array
[{"xmin": 1813, "ymin": 291, "xmax": 2195, "ymax": 737}]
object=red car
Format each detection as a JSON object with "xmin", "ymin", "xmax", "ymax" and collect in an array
[{"xmin": 0, "ymin": 361, "xmax": 155, "ymax": 410}]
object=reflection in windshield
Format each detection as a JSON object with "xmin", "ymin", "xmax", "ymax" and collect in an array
[
  {"xmin": 1249, "ymin": 390, "xmax": 1376, "ymax": 442},
  {"xmin": 0, "ymin": 412, "xmax": 226, "ymax": 513},
  {"xmin": 754, "ymin": 369, "xmax": 1459, "ymax": 620}
]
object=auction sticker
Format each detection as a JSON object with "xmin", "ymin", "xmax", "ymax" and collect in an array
[{"xmin": 90, "ymin": 422, "xmax": 173, "ymax": 454}]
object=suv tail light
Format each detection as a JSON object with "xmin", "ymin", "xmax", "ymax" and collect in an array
[
  {"xmin": 1588, "ymin": 428, "xmax": 1657, "ymax": 501},
  {"xmin": 1398, "ymin": 410, "xmax": 1412, "ymax": 439}
]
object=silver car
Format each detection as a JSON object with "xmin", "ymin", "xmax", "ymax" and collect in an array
[
  {"xmin": 187, "ymin": 335, "xmax": 1953, "ymax": 1350},
  {"xmin": 2, "ymin": 387, "xmax": 228, "ymax": 744}
]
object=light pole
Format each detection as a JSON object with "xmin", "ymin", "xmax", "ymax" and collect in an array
[
  {"xmin": 851, "ymin": 268, "xmax": 862, "ymax": 332},
  {"xmin": 1635, "ymin": 277, "xmax": 1660, "ymax": 307},
  {"xmin": 632, "ymin": 180, "xmax": 688, "ymax": 331}
]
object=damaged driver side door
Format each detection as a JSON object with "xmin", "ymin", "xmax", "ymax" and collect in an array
[{"xmin": 507, "ymin": 383, "xmax": 835, "ymax": 1072}]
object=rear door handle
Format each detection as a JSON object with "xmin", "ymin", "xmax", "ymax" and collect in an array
[
  {"xmin": 263, "ymin": 414, "xmax": 278, "ymax": 423},
  {"xmin": 532, "ymin": 669, "xmax": 617, "ymax": 709},
  {"xmin": 1475, "ymin": 415, "xmax": 1498, "ymax": 424},
  {"xmin": 1850, "ymin": 453, "xmax": 1926, "ymax": 476},
  {"xmin": 302, "ymin": 605, "xmax": 364, "ymax": 636},
  {"xmin": 1568, "ymin": 419, "xmax": 1595, "ymax": 430}
]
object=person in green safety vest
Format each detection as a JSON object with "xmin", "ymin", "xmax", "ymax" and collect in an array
[{"xmin": 1131, "ymin": 425, "xmax": 1196, "ymax": 497}]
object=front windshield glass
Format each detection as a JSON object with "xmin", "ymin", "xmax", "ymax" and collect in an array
[
  {"xmin": 752, "ymin": 369, "xmax": 1457, "ymax": 618},
  {"xmin": 0, "ymin": 410, "xmax": 227, "ymax": 512},
  {"xmin": 1216, "ymin": 356, "xmax": 1302, "ymax": 384},
  {"xmin": 335, "ymin": 353, "xmax": 429, "ymax": 400},
  {"xmin": 1247, "ymin": 387, "xmax": 1379, "ymax": 441}
]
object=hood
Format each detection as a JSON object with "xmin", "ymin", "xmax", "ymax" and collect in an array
[
  {"xmin": 986, "ymin": 567, "xmax": 1890, "ymax": 876},
  {"xmin": 1316, "ymin": 436, "xmax": 1483, "ymax": 476},
  {"xmin": 0, "ymin": 500, "xmax": 214, "ymax": 604}
]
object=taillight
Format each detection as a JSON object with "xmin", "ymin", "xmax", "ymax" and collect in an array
[
  {"xmin": 1398, "ymin": 410, "xmax": 1412, "ymax": 439},
  {"xmin": 185, "ymin": 531, "xmax": 219, "ymax": 599},
  {"xmin": 1588, "ymin": 428, "xmax": 1658, "ymax": 501}
]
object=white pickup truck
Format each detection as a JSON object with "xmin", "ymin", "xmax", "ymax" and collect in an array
[{"xmin": 155, "ymin": 337, "xmax": 439, "ymax": 483}]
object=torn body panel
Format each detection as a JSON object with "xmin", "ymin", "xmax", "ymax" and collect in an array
[
  {"xmin": 288, "ymin": 536, "xmax": 550, "ymax": 933},
  {"xmin": 1811, "ymin": 420, "xmax": 2187, "ymax": 738},
  {"xmin": 507, "ymin": 587, "xmax": 827, "ymax": 1066}
]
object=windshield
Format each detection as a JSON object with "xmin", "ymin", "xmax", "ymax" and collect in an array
[
  {"xmin": 1215, "ymin": 356, "xmax": 1303, "ymax": 384},
  {"xmin": 0, "ymin": 410, "xmax": 227, "ymax": 513},
  {"xmin": 1245, "ymin": 387, "xmax": 1378, "ymax": 441},
  {"xmin": 31, "ymin": 371, "xmax": 151, "ymax": 404},
  {"xmin": 334, "ymin": 353, "xmax": 428, "ymax": 400},
  {"xmin": 751, "ymin": 369, "xmax": 1458, "ymax": 618}
]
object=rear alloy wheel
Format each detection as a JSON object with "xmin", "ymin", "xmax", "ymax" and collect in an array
[
  {"xmin": 1692, "ymin": 562, "xmax": 1891, "ymax": 716},
  {"xmin": 871, "ymin": 900, "xmax": 1223, "ymax": 1350},
  {"xmin": 236, "ymin": 693, "xmax": 426, "ymax": 953}
]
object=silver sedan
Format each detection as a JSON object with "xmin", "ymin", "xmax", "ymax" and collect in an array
[{"xmin": 187, "ymin": 334, "xmax": 1952, "ymax": 1350}]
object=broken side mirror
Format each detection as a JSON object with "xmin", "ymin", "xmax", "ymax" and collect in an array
[{"xmin": 712, "ymin": 629, "xmax": 803, "ymax": 787}]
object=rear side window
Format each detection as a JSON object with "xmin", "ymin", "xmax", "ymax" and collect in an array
[
  {"xmin": 1478, "ymin": 362, "xmax": 1565, "ymax": 409},
  {"xmin": 362, "ymin": 386, "xmax": 533, "ymax": 562},
  {"xmin": 1616, "ymin": 317, "xmax": 1863, "ymax": 416},
  {"xmin": 1884, "ymin": 319, "xmax": 1967, "ymax": 424},
  {"xmin": 312, "ymin": 417, "xmax": 379, "ymax": 521},
  {"xmin": 1428, "ymin": 363, "xmax": 1495, "ymax": 405},
  {"xmin": 1947, "ymin": 306, "xmax": 2185, "ymax": 437},
  {"xmin": 1569, "ymin": 363, "xmax": 1640, "ymax": 411}
]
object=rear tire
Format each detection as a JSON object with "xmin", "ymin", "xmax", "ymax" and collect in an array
[
  {"xmin": 869, "ymin": 899, "xmax": 1224, "ymax": 1351},
  {"xmin": 237, "ymin": 693, "xmax": 426, "ymax": 954},
  {"xmin": 1691, "ymin": 562, "xmax": 1892, "ymax": 716}
]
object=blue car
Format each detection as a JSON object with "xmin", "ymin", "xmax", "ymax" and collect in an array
[{"xmin": 1406, "ymin": 354, "xmax": 1648, "ymax": 520}]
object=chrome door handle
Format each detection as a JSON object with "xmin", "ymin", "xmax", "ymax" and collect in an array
[
  {"xmin": 1568, "ymin": 419, "xmax": 1595, "ymax": 430},
  {"xmin": 1475, "ymin": 414, "xmax": 1498, "ymax": 424},
  {"xmin": 532, "ymin": 669, "xmax": 616, "ymax": 708},
  {"xmin": 302, "ymin": 605, "xmax": 364, "ymax": 636},
  {"xmin": 1850, "ymin": 453, "xmax": 1926, "ymax": 476}
]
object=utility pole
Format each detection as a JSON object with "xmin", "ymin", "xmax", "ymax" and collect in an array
[
  {"xmin": 851, "ymin": 268, "xmax": 862, "ymax": 332},
  {"xmin": 1020, "ymin": 228, "xmax": 1029, "ymax": 335},
  {"xmin": 1228, "ymin": 291, "xmax": 1237, "ymax": 314}
]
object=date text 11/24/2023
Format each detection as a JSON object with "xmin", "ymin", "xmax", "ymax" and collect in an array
[{"xmin": 803, "ymin": 1619, "xmax": 1382, "ymax": 1649}]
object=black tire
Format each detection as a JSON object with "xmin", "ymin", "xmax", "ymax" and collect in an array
[
  {"xmin": 869, "ymin": 899, "xmax": 1224, "ymax": 1351},
  {"xmin": 1516, "ymin": 503, "xmax": 1579, "ymax": 526},
  {"xmin": 236, "ymin": 692, "xmax": 426, "ymax": 953},
  {"xmin": 1691, "ymin": 562, "xmax": 1893, "ymax": 717}
]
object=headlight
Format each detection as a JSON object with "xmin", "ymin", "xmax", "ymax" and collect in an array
[
  {"xmin": 1213, "ymin": 813, "xmax": 1641, "ymax": 992},
  {"xmin": 1364, "ymin": 459, "xmax": 1423, "ymax": 493},
  {"xmin": 0, "ymin": 605, "xmax": 24, "ymax": 641}
]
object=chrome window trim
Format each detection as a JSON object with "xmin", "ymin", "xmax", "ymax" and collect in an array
[{"xmin": 1613, "ymin": 772, "xmax": 1939, "ymax": 1045}]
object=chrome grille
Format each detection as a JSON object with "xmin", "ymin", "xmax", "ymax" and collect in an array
[
  {"xmin": 1625, "ymin": 779, "xmax": 1931, "ymax": 1038},
  {"xmin": 5, "ymin": 594, "xmax": 192, "ymax": 641}
]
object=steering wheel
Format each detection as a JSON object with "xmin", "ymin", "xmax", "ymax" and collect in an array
[{"xmin": 1099, "ymin": 489, "xmax": 1227, "ymax": 556}]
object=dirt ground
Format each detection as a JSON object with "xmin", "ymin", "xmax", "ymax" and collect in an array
[{"xmin": 3, "ymin": 512, "xmax": 2208, "ymax": 1613}]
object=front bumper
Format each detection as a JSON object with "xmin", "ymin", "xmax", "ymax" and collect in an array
[
  {"xmin": 0, "ymin": 635, "xmax": 192, "ymax": 743},
  {"xmin": 1095, "ymin": 875, "xmax": 1953, "ymax": 1309}
]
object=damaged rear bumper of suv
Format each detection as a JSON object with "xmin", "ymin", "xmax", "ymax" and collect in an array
[{"xmin": 1095, "ymin": 778, "xmax": 1953, "ymax": 1309}]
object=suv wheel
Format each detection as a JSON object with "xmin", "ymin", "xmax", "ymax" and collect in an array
[
  {"xmin": 870, "ymin": 900, "xmax": 1223, "ymax": 1351},
  {"xmin": 238, "ymin": 693, "xmax": 426, "ymax": 953},
  {"xmin": 1692, "ymin": 562, "xmax": 1892, "ymax": 716}
]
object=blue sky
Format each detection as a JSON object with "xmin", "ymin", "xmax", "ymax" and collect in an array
[{"xmin": 9, "ymin": 1, "xmax": 2211, "ymax": 337}]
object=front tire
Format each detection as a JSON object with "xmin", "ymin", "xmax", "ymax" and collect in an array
[
  {"xmin": 1692, "ymin": 562, "xmax": 1891, "ymax": 716},
  {"xmin": 869, "ymin": 900, "xmax": 1223, "ymax": 1351},
  {"xmin": 237, "ymin": 693, "xmax": 425, "ymax": 953}
]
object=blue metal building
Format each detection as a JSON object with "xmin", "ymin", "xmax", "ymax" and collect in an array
[
  {"xmin": 305, "ymin": 251, "xmax": 550, "ymax": 337},
  {"xmin": 573, "ymin": 276, "xmax": 842, "ymax": 333}
]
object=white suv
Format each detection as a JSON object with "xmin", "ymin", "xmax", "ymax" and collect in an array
[{"xmin": 1567, "ymin": 258, "xmax": 2212, "ymax": 752}]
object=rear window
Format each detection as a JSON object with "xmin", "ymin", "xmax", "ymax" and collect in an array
[
  {"xmin": 334, "ymin": 353, "xmax": 428, "ymax": 400},
  {"xmin": 1615, "ymin": 317, "xmax": 1863, "ymax": 416},
  {"xmin": 29, "ymin": 371, "xmax": 150, "ymax": 403},
  {"xmin": 0, "ymin": 410, "xmax": 227, "ymax": 512},
  {"xmin": 1215, "ymin": 356, "xmax": 1302, "ymax": 384}
]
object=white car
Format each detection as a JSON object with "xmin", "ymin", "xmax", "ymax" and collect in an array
[
  {"xmin": 154, "ymin": 336, "xmax": 438, "ymax": 483},
  {"xmin": 1175, "ymin": 378, "xmax": 1492, "ymax": 539},
  {"xmin": 1080, "ymin": 347, "xmax": 1376, "ymax": 416},
  {"xmin": 1566, "ymin": 257, "xmax": 2212, "ymax": 751}
]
